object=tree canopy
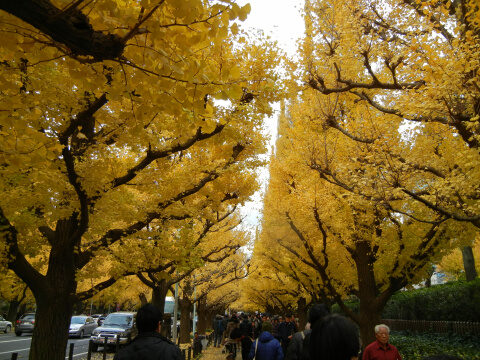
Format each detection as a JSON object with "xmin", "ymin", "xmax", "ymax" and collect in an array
[{"xmin": 0, "ymin": 1, "xmax": 282, "ymax": 359}]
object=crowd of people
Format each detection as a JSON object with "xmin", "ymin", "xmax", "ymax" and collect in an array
[
  {"xmin": 211, "ymin": 307, "xmax": 464, "ymax": 360},
  {"xmin": 109, "ymin": 303, "xmax": 464, "ymax": 360}
]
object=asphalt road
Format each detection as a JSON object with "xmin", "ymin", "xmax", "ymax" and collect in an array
[{"xmin": 0, "ymin": 332, "xmax": 114, "ymax": 360}]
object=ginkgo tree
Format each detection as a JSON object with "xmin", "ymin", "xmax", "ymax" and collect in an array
[
  {"xmin": 254, "ymin": 91, "xmax": 466, "ymax": 345},
  {"xmin": 0, "ymin": 1, "xmax": 282, "ymax": 359},
  {"xmin": 302, "ymin": 0, "xmax": 480, "ymax": 279}
]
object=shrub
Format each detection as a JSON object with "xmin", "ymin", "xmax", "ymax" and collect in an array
[
  {"xmin": 383, "ymin": 279, "xmax": 480, "ymax": 321},
  {"xmin": 331, "ymin": 279, "xmax": 480, "ymax": 322},
  {"xmin": 390, "ymin": 331, "xmax": 480, "ymax": 360}
]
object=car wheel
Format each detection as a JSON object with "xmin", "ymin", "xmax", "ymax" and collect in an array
[
  {"xmin": 79, "ymin": 330, "xmax": 84, "ymax": 338},
  {"xmin": 5, "ymin": 325, "xmax": 11, "ymax": 333},
  {"xmin": 15, "ymin": 331, "xmax": 22, "ymax": 336},
  {"xmin": 91, "ymin": 343, "xmax": 98, "ymax": 352}
]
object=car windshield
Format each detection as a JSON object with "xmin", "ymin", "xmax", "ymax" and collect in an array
[
  {"xmin": 104, "ymin": 314, "xmax": 133, "ymax": 326},
  {"xmin": 70, "ymin": 317, "xmax": 86, "ymax": 325},
  {"xmin": 21, "ymin": 315, "xmax": 35, "ymax": 321}
]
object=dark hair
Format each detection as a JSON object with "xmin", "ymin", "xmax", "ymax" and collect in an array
[
  {"xmin": 136, "ymin": 304, "xmax": 162, "ymax": 333},
  {"xmin": 423, "ymin": 356, "xmax": 464, "ymax": 360},
  {"xmin": 308, "ymin": 304, "xmax": 330, "ymax": 325},
  {"xmin": 310, "ymin": 314, "xmax": 360, "ymax": 360}
]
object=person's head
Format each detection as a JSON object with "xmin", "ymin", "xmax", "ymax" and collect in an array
[
  {"xmin": 279, "ymin": 316, "xmax": 284, "ymax": 322},
  {"xmin": 423, "ymin": 356, "xmax": 464, "ymax": 360},
  {"xmin": 374, "ymin": 324, "xmax": 390, "ymax": 346},
  {"xmin": 262, "ymin": 314, "xmax": 267, "ymax": 322},
  {"xmin": 285, "ymin": 313, "xmax": 293, "ymax": 323},
  {"xmin": 310, "ymin": 314, "xmax": 360, "ymax": 360},
  {"xmin": 194, "ymin": 332, "xmax": 199, "ymax": 338},
  {"xmin": 136, "ymin": 304, "xmax": 162, "ymax": 333},
  {"xmin": 262, "ymin": 320, "xmax": 273, "ymax": 333},
  {"xmin": 308, "ymin": 304, "xmax": 331, "ymax": 326}
]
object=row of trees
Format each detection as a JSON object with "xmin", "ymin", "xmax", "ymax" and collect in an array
[
  {"xmin": 2, "ymin": 0, "xmax": 480, "ymax": 358},
  {"xmin": 0, "ymin": 0, "xmax": 283, "ymax": 359},
  {"xmin": 243, "ymin": 0, "xmax": 480, "ymax": 347}
]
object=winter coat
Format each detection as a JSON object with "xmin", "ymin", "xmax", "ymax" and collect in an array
[
  {"xmin": 240, "ymin": 319, "xmax": 253, "ymax": 338},
  {"xmin": 285, "ymin": 330, "xmax": 310, "ymax": 360},
  {"xmin": 225, "ymin": 319, "xmax": 240, "ymax": 339},
  {"xmin": 113, "ymin": 332, "xmax": 184, "ymax": 360},
  {"xmin": 248, "ymin": 331, "xmax": 284, "ymax": 360}
]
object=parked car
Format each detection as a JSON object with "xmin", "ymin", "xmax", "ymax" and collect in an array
[
  {"xmin": 15, "ymin": 313, "xmax": 35, "ymax": 336},
  {"xmin": 69, "ymin": 315, "xmax": 98, "ymax": 338},
  {"xmin": 0, "ymin": 315, "xmax": 12, "ymax": 333},
  {"xmin": 91, "ymin": 314, "xmax": 106, "ymax": 326},
  {"xmin": 90, "ymin": 312, "xmax": 137, "ymax": 351}
]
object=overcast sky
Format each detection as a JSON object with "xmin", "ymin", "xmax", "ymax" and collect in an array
[{"xmin": 236, "ymin": 0, "xmax": 306, "ymax": 232}]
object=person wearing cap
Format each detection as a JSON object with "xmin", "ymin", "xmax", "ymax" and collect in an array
[{"xmin": 248, "ymin": 321, "xmax": 284, "ymax": 360}]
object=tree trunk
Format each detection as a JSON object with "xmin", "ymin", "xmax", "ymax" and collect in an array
[
  {"xmin": 179, "ymin": 297, "xmax": 193, "ymax": 343},
  {"xmin": 197, "ymin": 298, "xmax": 208, "ymax": 334},
  {"xmin": 30, "ymin": 288, "xmax": 75, "ymax": 360},
  {"xmin": 357, "ymin": 307, "xmax": 382, "ymax": 349},
  {"xmin": 18, "ymin": 217, "xmax": 79, "ymax": 360},
  {"xmin": 7, "ymin": 300, "xmax": 19, "ymax": 323},
  {"xmin": 296, "ymin": 297, "xmax": 308, "ymax": 330},
  {"xmin": 461, "ymin": 246, "xmax": 478, "ymax": 281},
  {"xmin": 353, "ymin": 241, "xmax": 382, "ymax": 347},
  {"xmin": 151, "ymin": 280, "xmax": 170, "ymax": 313}
]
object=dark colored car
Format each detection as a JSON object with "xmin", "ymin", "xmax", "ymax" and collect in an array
[
  {"xmin": 90, "ymin": 312, "xmax": 137, "ymax": 351},
  {"xmin": 15, "ymin": 313, "xmax": 35, "ymax": 336},
  {"xmin": 69, "ymin": 315, "xmax": 98, "ymax": 338}
]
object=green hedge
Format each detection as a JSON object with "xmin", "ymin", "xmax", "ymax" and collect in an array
[
  {"xmin": 331, "ymin": 279, "xmax": 480, "ymax": 322},
  {"xmin": 391, "ymin": 331, "xmax": 480, "ymax": 360}
]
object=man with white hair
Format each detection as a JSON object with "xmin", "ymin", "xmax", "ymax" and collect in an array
[{"xmin": 362, "ymin": 324, "xmax": 402, "ymax": 360}]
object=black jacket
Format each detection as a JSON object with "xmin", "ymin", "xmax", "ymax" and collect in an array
[{"xmin": 113, "ymin": 332, "xmax": 184, "ymax": 360}]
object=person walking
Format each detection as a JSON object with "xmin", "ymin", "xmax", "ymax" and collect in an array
[
  {"xmin": 286, "ymin": 304, "xmax": 330, "ymax": 360},
  {"xmin": 214, "ymin": 315, "xmax": 225, "ymax": 348},
  {"xmin": 240, "ymin": 314, "xmax": 254, "ymax": 360},
  {"xmin": 278, "ymin": 314, "xmax": 298, "ymax": 354},
  {"xmin": 362, "ymin": 324, "xmax": 402, "ymax": 360},
  {"xmin": 113, "ymin": 303, "xmax": 184, "ymax": 360},
  {"xmin": 248, "ymin": 321, "xmax": 284, "ymax": 360},
  {"xmin": 309, "ymin": 314, "xmax": 360, "ymax": 360}
]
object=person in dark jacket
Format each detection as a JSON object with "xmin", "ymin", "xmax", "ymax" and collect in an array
[
  {"xmin": 288, "ymin": 304, "xmax": 330, "ymax": 360},
  {"xmin": 278, "ymin": 314, "xmax": 298, "ymax": 354},
  {"xmin": 214, "ymin": 315, "xmax": 225, "ymax": 347},
  {"xmin": 113, "ymin": 304, "xmax": 184, "ymax": 360},
  {"xmin": 240, "ymin": 314, "xmax": 254, "ymax": 360},
  {"xmin": 309, "ymin": 314, "xmax": 360, "ymax": 360},
  {"xmin": 248, "ymin": 321, "xmax": 284, "ymax": 360}
]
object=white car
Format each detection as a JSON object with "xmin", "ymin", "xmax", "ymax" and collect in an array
[{"xmin": 0, "ymin": 315, "xmax": 12, "ymax": 333}]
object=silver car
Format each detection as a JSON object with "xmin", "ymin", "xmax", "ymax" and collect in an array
[
  {"xmin": 0, "ymin": 315, "xmax": 12, "ymax": 333},
  {"xmin": 15, "ymin": 313, "xmax": 35, "ymax": 336},
  {"xmin": 69, "ymin": 315, "xmax": 98, "ymax": 338}
]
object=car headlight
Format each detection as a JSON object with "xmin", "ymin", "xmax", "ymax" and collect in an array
[
  {"xmin": 117, "ymin": 331, "xmax": 128, "ymax": 337},
  {"xmin": 92, "ymin": 330, "xmax": 100, "ymax": 336}
]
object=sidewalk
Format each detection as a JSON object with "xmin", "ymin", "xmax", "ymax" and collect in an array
[{"xmin": 201, "ymin": 345, "xmax": 230, "ymax": 360}]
